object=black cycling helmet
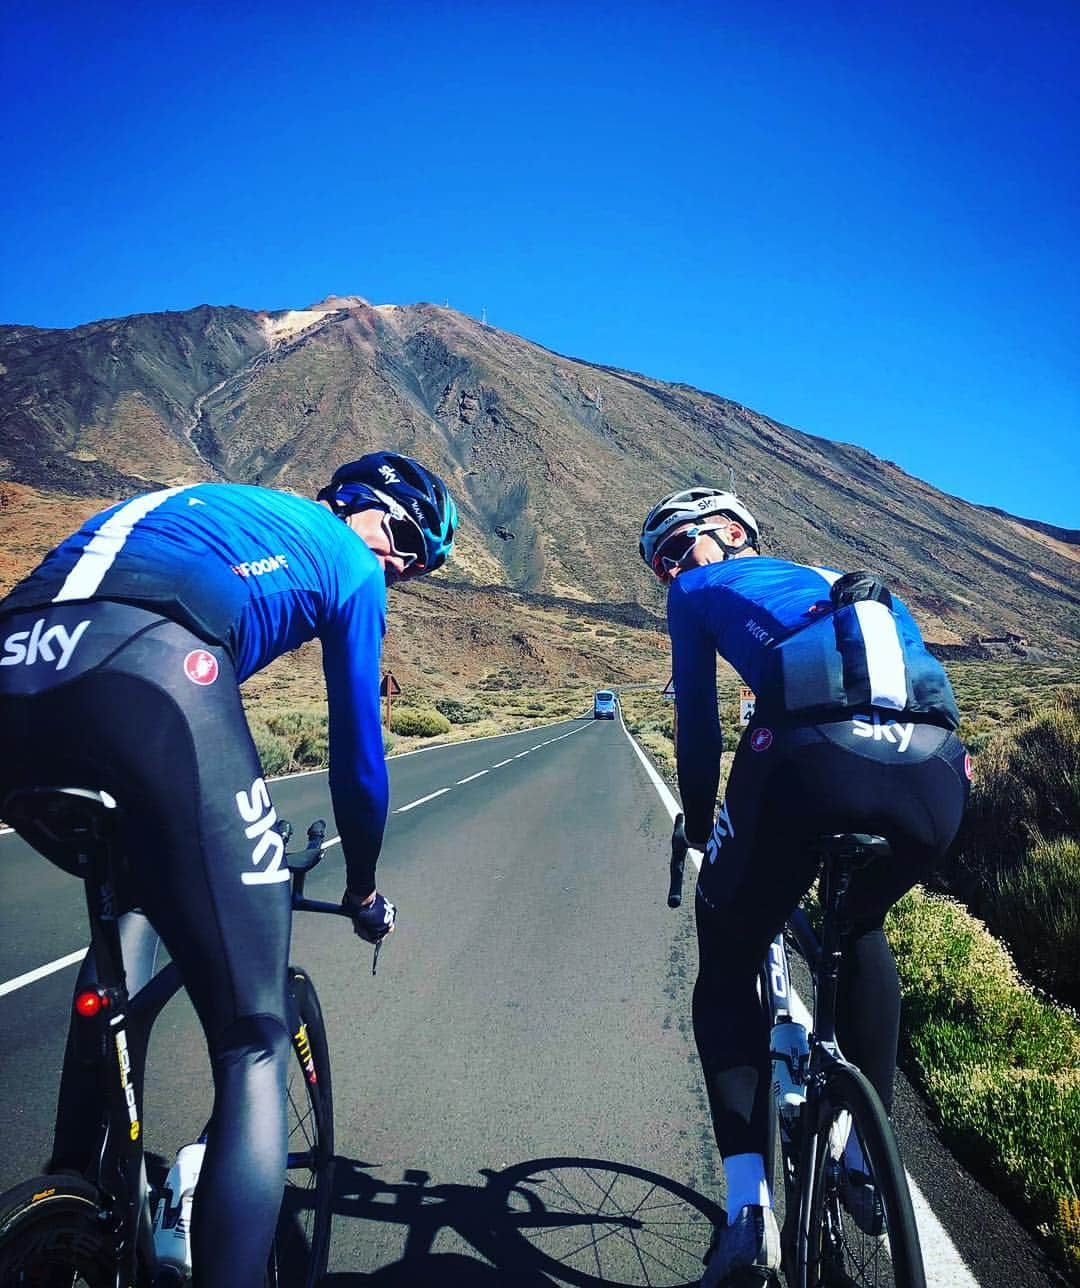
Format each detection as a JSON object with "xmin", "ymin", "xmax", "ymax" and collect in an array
[{"xmin": 317, "ymin": 452, "xmax": 458, "ymax": 575}]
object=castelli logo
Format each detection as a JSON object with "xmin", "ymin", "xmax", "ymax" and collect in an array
[
  {"xmin": 184, "ymin": 650, "xmax": 219, "ymax": 686},
  {"xmin": 750, "ymin": 727, "xmax": 773, "ymax": 752}
]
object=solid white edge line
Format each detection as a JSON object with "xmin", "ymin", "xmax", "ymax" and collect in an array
[
  {"xmin": 619, "ymin": 709, "xmax": 978, "ymax": 1284},
  {"xmin": 457, "ymin": 771, "xmax": 489, "ymax": 784},
  {"xmin": 395, "ymin": 788, "xmax": 451, "ymax": 814},
  {"xmin": 0, "ymin": 948, "xmax": 88, "ymax": 998}
]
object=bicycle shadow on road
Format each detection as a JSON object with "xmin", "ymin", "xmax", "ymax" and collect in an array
[{"xmin": 323, "ymin": 1154, "xmax": 721, "ymax": 1287}]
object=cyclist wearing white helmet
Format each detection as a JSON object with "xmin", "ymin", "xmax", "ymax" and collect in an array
[{"xmin": 640, "ymin": 484, "xmax": 969, "ymax": 1287}]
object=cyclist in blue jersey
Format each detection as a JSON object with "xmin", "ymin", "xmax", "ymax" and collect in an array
[
  {"xmin": 639, "ymin": 486, "xmax": 969, "ymax": 1287},
  {"xmin": 0, "ymin": 452, "xmax": 456, "ymax": 1288}
]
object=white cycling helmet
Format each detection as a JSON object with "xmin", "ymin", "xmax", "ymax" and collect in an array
[{"xmin": 639, "ymin": 486, "xmax": 760, "ymax": 577}]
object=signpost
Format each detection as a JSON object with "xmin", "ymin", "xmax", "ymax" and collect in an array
[
  {"xmin": 739, "ymin": 686, "xmax": 756, "ymax": 726},
  {"xmin": 662, "ymin": 675, "xmax": 677, "ymax": 743},
  {"xmin": 380, "ymin": 672, "xmax": 401, "ymax": 729}
]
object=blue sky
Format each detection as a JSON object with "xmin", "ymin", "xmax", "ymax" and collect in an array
[{"xmin": 2, "ymin": 1, "xmax": 1077, "ymax": 528}]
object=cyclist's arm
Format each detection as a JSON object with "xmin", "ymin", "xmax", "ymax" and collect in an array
[
  {"xmin": 668, "ymin": 577, "xmax": 722, "ymax": 845},
  {"xmin": 320, "ymin": 575, "xmax": 389, "ymax": 899}
]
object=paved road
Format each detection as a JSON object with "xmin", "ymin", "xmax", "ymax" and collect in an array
[{"xmin": 0, "ymin": 717, "xmax": 1063, "ymax": 1285}]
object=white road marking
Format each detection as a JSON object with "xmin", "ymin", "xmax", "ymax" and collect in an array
[
  {"xmin": 395, "ymin": 788, "xmax": 451, "ymax": 813},
  {"xmin": 0, "ymin": 949, "xmax": 87, "ymax": 998},
  {"xmin": 0, "ymin": 722, "xmax": 595, "ymax": 993},
  {"xmin": 619, "ymin": 712, "xmax": 981, "ymax": 1286}
]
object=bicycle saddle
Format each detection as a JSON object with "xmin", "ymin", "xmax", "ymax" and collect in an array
[{"xmin": 3, "ymin": 786, "xmax": 119, "ymax": 876}]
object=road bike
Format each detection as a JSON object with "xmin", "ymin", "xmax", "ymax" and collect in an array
[
  {"xmin": 670, "ymin": 816, "xmax": 926, "ymax": 1288},
  {"xmin": 0, "ymin": 787, "xmax": 346, "ymax": 1287}
]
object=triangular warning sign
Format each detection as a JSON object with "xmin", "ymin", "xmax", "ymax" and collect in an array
[
  {"xmin": 380, "ymin": 673, "xmax": 401, "ymax": 697},
  {"xmin": 661, "ymin": 675, "xmax": 676, "ymax": 698}
]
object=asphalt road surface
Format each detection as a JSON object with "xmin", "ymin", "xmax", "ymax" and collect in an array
[{"xmin": 0, "ymin": 716, "xmax": 1065, "ymax": 1286}]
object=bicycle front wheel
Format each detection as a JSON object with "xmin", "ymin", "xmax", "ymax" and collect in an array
[
  {"xmin": 800, "ymin": 1064, "xmax": 924, "ymax": 1288},
  {"xmin": 268, "ymin": 966, "xmax": 335, "ymax": 1288},
  {"xmin": 0, "ymin": 1174, "xmax": 116, "ymax": 1286}
]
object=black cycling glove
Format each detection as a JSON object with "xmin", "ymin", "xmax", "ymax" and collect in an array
[{"xmin": 342, "ymin": 889, "xmax": 397, "ymax": 943}]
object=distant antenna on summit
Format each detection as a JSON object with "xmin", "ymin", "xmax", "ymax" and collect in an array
[{"xmin": 481, "ymin": 307, "xmax": 488, "ymax": 325}]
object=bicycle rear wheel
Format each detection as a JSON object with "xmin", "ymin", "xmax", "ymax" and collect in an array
[
  {"xmin": 0, "ymin": 1175, "xmax": 116, "ymax": 1286},
  {"xmin": 268, "ymin": 966, "xmax": 335, "ymax": 1288},
  {"xmin": 800, "ymin": 1064, "xmax": 924, "ymax": 1288}
]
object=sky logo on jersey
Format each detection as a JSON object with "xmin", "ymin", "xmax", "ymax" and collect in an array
[
  {"xmin": 184, "ymin": 650, "xmax": 219, "ymax": 686},
  {"xmin": 851, "ymin": 712, "xmax": 915, "ymax": 752},
  {"xmin": 704, "ymin": 799, "xmax": 735, "ymax": 866},
  {"xmin": 378, "ymin": 463, "xmax": 401, "ymax": 485},
  {"xmin": 235, "ymin": 777, "xmax": 289, "ymax": 885},
  {"xmin": 231, "ymin": 553, "xmax": 290, "ymax": 578},
  {"xmin": 1, "ymin": 618, "xmax": 90, "ymax": 671}
]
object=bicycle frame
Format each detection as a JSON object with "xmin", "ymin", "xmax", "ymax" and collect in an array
[
  {"xmin": 60, "ymin": 815, "xmax": 350, "ymax": 1286},
  {"xmin": 71, "ymin": 836, "xmax": 185, "ymax": 1285}
]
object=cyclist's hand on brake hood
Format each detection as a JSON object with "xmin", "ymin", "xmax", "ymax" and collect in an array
[
  {"xmin": 673, "ymin": 815, "xmax": 709, "ymax": 854},
  {"xmin": 343, "ymin": 888, "xmax": 397, "ymax": 943}
]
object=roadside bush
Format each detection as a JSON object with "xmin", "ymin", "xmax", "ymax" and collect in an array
[
  {"xmin": 435, "ymin": 697, "xmax": 489, "ymax": 725},
  {"xmin": 982, "ymin": 833, "xmax": 1080, "ymax": 1007},
  {"xmin": 948, "ymin": 686, "xmax": 1080, "ymax": 1006},
  {"xmin": 389, "ymin": 707, "xmax": 451, "ymax": 738},
  {"xmin": 888, "ymin": 888, "xmax": 1080, "ymax": 1276},
  {"xmin": 253, "ymin": 730, "xmax": 294, "ymax": 777}
]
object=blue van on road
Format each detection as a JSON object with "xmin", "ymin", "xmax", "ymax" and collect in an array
[{"xmin": 593, "ymin": 689, "xmax": 617, "ymax": 719}]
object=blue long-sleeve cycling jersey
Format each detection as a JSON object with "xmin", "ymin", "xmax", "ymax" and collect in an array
[
  {"xmin": 667, "ymin": 556, "xmax": 959, "ymax": 840},
  {"xmin": 0, "ymin": 483, "xmax": 389, "ymax": 891}
]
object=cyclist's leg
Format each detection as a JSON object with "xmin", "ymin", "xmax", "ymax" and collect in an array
[
  {"xmin": 693, "ymin": 724, "xmax": 821, "ymax": 1198},
  {"xmin": 98, "ymin": 623, "xmax": 294, "ymax": 1288},
  {"xmin": 0, "ymin": 607, "xmax": 292, "ymax": 1288},
  {"xmin": 830, "ymin": 725, "xmax": 969, "ymax": 1112}
]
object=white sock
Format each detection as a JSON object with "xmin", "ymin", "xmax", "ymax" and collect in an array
[
  {"xmin": 843, "ymin": 1132, "xmax": 869, "ymax": 1177},
  {"xmin": 723, "ymin": 1152, "xmax": 771, "ymax": 1215}
]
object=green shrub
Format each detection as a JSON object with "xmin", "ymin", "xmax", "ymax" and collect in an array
[
  {"xmin": 253, "ymin": 730, "xmax": 294, "ymax": 777},
  {"xmin": 435, "ymin": 697, "xmax": 489, "ymax": 724},
  {"xmin": 887, "ymin": 888, "xmax": 1080, "ymax": 1275},
  {"xmin": 982, "ymin": 833, "xmax": 1080, "ymax": 1008},
  {"xmin": 389, "ymin": 707, "xmax": 451, "ymax": 738}
]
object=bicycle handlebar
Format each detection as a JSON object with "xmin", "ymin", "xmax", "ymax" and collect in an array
[
  {"xmin": 668, "ymin": 812, "xmax": 688, "ymax": 908},
  {"xmin": 278, "ymin": 817, "xmax": 387, "ymax": 975}
]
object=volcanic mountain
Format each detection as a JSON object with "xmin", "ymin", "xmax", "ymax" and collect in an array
[{"xmin": 1, "ymin": 295, "xmax": 1077, "ymax": 684}]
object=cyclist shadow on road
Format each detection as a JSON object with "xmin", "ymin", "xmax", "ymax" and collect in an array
[{"xmin": 323, "ymin": 1153, "xmax": 722, "ymax": 1287}]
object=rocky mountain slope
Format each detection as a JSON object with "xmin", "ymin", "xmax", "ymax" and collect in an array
[{"xmin": 2, "ymin": 296, "xmax": 1077, "ymax": 665}]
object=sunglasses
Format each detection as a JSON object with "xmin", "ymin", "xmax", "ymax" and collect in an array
[
  {"xmin": 652, "ymin": 523, "xmax": 727, "ymax": 577},
  {"xmin": 380, "ymin": 510, "xmax": 427, "ymax": 576}
]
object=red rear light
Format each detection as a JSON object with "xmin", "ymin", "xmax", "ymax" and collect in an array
[{"xmin": 75, "ymin": 991, "xmax": 103, "ymax": 1017}]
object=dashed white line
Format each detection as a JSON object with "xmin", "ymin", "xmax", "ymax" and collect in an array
[
  {"xmin": 457, "ymin": 771, "xmax": 489, "ymax": 785},
  {"xmin": 492, "ymin": 759, "xmax": 514, "ymax": 768},
  {"xmin": 395, "ymin": 788, "xmax": 451, "ymax": 813},
  {"xmin": 0, "ymin": 948, "xmax": 87, "ymax": 998},
  {"xmin": 513, "ymin": 751, "xmax": 530, "ymax": 759}
]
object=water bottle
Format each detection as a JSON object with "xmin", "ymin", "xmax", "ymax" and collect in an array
[
  {"xmin": 152, "ymin": 1139, "xmax": 206, "ymax": 1277},
  {"xmin": 770, "ymin": 1019, "xmax": 809, "ymax": 1121}
]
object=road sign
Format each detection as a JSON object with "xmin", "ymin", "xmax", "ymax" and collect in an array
[
  {"xmin": 661, "ymin": 676, "xmax": 676, "ymax": 700},
  {"xmin": 739, "ymin": 686, "xmax": 756, "ymax": 726},
  {"xmin": 380, "ymin": 673, "xmax": 401, "ymax": 697}
]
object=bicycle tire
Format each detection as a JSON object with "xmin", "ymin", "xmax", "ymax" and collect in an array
[
  {"xmin": 268, "ymin": 966, "xmax": 335, "ymax": 1288},
  {"xmin": 0, "ymin": 1174, "xmax": 116, "ymax": 1286},
  {"xmin": 799, "ymin": 1064, "xmax": 925, "ymax": 1288}
]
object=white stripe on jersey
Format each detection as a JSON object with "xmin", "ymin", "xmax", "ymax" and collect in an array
[
  {"xmin": 810, "ymin": 566, "xmax": 842, "ymax": 586},
  {"xmin": 854, "ymin": 600, "xmax": 908, "ymax": 710},
  {"xmin": 52, "ymin": 487, "xmax": 193, "ymax": 603}
]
